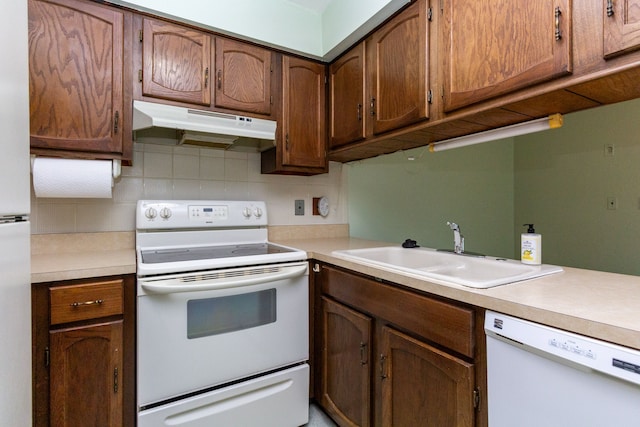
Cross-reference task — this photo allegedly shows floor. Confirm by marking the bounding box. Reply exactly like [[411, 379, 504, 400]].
[[305, 403, 338, 427]]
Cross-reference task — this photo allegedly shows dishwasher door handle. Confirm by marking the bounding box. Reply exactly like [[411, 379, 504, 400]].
[[140, 263, 308, 294]]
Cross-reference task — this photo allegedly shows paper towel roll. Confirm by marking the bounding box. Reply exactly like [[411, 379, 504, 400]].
[[33, 158, 114, 198]]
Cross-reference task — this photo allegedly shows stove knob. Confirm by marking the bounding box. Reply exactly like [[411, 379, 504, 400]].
[[145, 207, 157, 220], [253, 207, 263, 218], [242, 207, 252, 218], [159, 207, 172, 219]]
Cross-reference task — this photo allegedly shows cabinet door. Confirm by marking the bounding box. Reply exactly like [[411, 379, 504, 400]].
[[50, 320, 123, 427], [320, 297, 372, 427], [28, 0, 125, 155], [367, 0, 429, 135], [141, 18, 211, 106], [442, 0, 572, 111], [214, 37, 274, 115], [281, 56, 327, 169], [330, 42, 366, 148], [380, 326, 475, 427], [604, 0, 640, 57]]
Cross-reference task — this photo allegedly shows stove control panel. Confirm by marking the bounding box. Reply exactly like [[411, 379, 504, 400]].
[[136, 200, 268, 229]]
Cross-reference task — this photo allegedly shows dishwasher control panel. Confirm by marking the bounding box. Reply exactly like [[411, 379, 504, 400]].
[[548, 337, 597, 359]]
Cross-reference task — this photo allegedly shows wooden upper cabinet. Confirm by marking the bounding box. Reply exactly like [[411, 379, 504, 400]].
[[214, 37, 274, 116], [329, 42, 366, 148], [281, 55, 327, 170], [604, 0, 640, 57], [367, 0, 429, 135], [141, 18, 211, 106], [28, 0, 126, 157], [442, 0, 572, 112]]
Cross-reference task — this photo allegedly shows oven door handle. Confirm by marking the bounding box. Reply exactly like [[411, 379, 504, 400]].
[[139, 263, 308, 294]]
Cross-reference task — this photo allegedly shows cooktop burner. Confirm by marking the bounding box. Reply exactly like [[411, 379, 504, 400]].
[[141, 243, 297, 264]]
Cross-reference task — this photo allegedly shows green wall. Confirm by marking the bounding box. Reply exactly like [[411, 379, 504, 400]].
[[348, 138, 515, 258], [348, 97, 640, 275], [515, 98, 640, 275]]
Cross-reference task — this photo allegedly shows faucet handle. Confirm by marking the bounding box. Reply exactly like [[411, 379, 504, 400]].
[[447, 221, 459, 231]]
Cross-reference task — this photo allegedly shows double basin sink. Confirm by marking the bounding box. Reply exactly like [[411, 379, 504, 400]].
[[332, 246, 563, 289]]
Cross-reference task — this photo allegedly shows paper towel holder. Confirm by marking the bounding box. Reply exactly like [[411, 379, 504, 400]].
[[30, 155, 122, 180]]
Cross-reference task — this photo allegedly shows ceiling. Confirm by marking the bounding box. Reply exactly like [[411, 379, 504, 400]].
[[285, 0, 332, 14], [107, 0, 407, 60]]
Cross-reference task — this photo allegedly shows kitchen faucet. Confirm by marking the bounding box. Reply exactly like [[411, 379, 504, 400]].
[[447, 222, 464, 254]]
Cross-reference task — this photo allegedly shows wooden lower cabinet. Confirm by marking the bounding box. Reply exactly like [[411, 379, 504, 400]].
[[314, 263, 485, 427], [50, 321, 123, 427], [320, 297, 372, 427], [380, 326, 474, 427], [32, 275, 136, 427]]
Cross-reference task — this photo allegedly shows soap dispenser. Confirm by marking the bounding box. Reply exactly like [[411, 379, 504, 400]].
[[521, 224, 541, 265]]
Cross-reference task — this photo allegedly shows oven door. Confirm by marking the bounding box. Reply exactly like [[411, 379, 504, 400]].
[[137, 261, 309, 408]]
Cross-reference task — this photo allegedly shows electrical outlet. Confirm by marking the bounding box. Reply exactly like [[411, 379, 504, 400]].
[[295, 199, 305, 215], [607, 196, 618, 210], [604, 143, 615, 157]]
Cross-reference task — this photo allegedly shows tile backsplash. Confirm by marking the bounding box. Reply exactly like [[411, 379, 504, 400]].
[[31, 143, 348, 234]]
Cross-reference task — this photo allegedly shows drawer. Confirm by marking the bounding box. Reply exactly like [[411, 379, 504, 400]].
[[50, 279, 124, 325]]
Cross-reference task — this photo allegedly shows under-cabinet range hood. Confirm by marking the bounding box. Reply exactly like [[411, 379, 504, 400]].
[[132, 100, 277, 151]]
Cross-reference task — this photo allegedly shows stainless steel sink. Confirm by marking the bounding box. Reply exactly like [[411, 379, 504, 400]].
[[331, 246, 563, 288]]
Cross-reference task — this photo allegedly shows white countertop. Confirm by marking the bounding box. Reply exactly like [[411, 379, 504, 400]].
[[31, 249, 136, 283], [273, 237, 640, 351], [30, 231, 640, 350]]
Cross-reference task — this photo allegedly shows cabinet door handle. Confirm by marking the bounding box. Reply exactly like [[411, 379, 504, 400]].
[[357, 103, 362, 121], [285, 134, 290, 150], [370, 97, 376, 116], [554, 7, 562, 41], [70, 299, 104, 307], [113, 367, 119, 393], [204, 67, 210, 88], [607, 0, 614, 17], [379, 354, 387, 379], [217, 69, 222, 89], [113, 111, 119, 134], [360, 342, 368, 365]]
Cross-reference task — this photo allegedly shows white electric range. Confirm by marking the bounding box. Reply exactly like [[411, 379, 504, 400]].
[[136, 200, 309, 427]]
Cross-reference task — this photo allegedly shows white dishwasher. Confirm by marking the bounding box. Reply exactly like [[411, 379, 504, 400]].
[[485, 310, 640, 427]]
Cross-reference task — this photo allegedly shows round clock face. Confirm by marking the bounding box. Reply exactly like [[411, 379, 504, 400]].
[[318, 196, 329, 217]]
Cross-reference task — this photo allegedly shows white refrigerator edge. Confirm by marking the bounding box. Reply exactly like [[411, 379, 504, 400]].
[[0, 1, 32, 425]]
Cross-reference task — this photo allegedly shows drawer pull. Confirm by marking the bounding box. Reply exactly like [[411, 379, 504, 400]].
[[70, 299, 104, 308]]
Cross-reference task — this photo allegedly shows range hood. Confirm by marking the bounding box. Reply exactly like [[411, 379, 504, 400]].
[[132, 100, 277, 151]]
